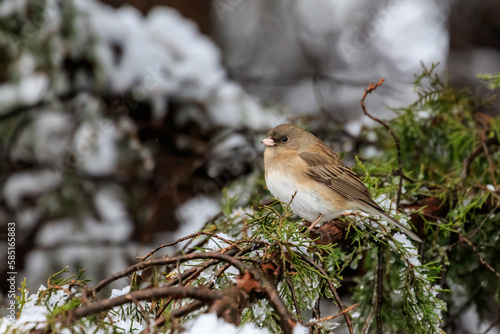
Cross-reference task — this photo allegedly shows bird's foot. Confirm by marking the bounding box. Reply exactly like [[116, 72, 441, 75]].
[[307, 214, 324, 233]]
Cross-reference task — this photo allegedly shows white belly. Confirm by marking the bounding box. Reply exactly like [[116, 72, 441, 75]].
[[265, 170, 344, 222]]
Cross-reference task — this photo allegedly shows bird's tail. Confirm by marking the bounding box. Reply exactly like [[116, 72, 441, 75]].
[[379, 212, 422, 243]]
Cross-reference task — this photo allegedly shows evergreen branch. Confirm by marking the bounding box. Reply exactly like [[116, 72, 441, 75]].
[[297, 253, 354, 334], [284, 276, 301, 318]]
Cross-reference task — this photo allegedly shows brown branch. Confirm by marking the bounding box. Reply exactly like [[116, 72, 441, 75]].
[[92, 251, 245, 294], [181, 213, 224, 252], [482, 310, 500, 334], [247, 267, 297, 334], [376, 245, 384, 334], [467, 206, 499, 239], [443, 285, 482, 329], [140, 231, 235, 261], [362, 279, 377, 334], [306, 303, 360, 326], [480, 133, 497, 186], [72, 286, 223, 319], [360, 78, 405, 207], [461, 234, 500, 280], [460, 136, 499, 179], [153, 245, 265, 330], [168, 300, 204, 319], [285, 276, 301, 318]]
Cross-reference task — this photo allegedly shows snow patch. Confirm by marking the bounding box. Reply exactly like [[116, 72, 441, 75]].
[[185, 313, 270, 334]]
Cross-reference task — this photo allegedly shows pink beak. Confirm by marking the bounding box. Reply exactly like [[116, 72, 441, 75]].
[[261, 137, 275, 147]]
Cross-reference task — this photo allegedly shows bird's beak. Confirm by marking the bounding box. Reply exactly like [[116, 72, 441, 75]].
[[261, 137, 275, 147]]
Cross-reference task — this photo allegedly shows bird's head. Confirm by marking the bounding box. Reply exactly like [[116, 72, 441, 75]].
[[261, 124, 314, 152]]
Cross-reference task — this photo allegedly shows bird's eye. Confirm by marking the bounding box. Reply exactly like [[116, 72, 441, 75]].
[[281, 136, 288, 142]]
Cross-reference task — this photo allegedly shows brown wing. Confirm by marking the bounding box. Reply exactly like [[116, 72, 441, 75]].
[[299, 151, 382, 212], [300, 149, 423, 242]]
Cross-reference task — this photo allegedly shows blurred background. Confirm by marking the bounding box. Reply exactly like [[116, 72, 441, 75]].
[[0, 0, 499, 332]]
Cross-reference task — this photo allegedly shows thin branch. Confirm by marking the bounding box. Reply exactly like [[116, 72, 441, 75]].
[[443, 285, 482, 329], [480, 132, 497, 186], [468, 206, 498, 239], [73, 286, 222, 319], [461, 234, 500, 280], [285, 276, 301, 318], [140, 231, 235, 260], [306, 303, 360, 326], [376, 246, 384, 334], [168, 300, 205, 319], [181, 213, 224, 252], [312, 296, 321, 334], [460, 136, 499, 179], [92, 251, 245, 294], [248, 267, 297, 334], [362, 279, 377, 334], [482, 311, 500, 334], [153, 245, 265, 330], [360, 78, 406, 207]]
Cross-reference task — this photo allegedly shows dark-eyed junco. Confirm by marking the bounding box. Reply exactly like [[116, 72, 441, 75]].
[[261, 124, 422, 243]]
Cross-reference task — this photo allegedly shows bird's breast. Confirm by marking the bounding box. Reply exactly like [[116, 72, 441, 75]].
[[265, 168, 346, 222]]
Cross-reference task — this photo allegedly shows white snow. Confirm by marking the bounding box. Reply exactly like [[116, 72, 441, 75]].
[[73, 120, 120, 175], [174, 195, 222, 239], [293, 323, 309, 334], [374, 0, 449, 74], [185, 313, 270, 334], [77, 1, 275, 129], [36, 187, 133, 246], [0, 0, 27, 16], [3, 170, 61, 207], [0, 74, 49, 112], [392, 232, 421, 266], [110, 286, 131, 299]]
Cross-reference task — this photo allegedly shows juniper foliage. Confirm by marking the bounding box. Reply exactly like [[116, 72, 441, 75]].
[[3, 67, 500, 334]]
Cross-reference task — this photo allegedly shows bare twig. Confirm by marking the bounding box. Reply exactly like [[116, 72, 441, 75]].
[[153, 245, 266, 330], [360, 78, 406, 207], [140, 230, 233, 260], [443, 285, 482, 329], [306, 303, 360, 326], [482, 311, 500, 334], [181, 213, 224, 252], [169, 300, 205, 319], [460, 136, 499, 179], [312, 296, 321, 334], [92, 251, 245, 294], [480, 132, 497, 186], [376, 246, 384, 334], [468, 206, 498, 239], [461, 234, 500, 280], [362, 280, 377, 334]]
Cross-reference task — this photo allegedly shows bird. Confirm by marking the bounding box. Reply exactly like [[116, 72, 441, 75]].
[[261, 124, 422, 243]]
